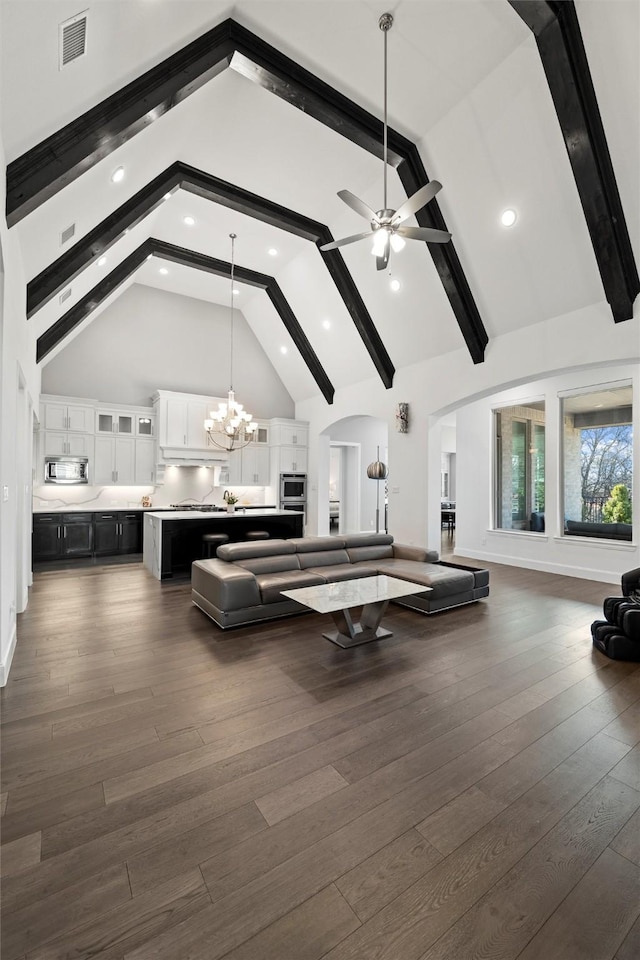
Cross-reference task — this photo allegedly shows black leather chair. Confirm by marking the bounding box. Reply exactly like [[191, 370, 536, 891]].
[[591, 566, 640, 661]]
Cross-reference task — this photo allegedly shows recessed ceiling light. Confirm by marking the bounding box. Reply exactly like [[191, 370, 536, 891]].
[[501, 208, 517, 227], [389, 278, 401, 292], [146, 253, 153, 260], [322, 320, 331, 330], [232, 288, 240, 296], [111, 166, 125, 183], [159, 267, 168, 275], [280, 346, 288, 354], [163, 192, 172, 201], [97, 256, 107, 266], [268, 248, 278, 256], [183, 216, 195, 226]]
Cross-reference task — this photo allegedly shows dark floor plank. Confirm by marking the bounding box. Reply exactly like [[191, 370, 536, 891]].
[[2, 862, 130, 960], [610, 806, 640, 867], [221, 883, 361, 960], [517, 847, 640, 960], [21, 869, 210, 960], [335, 829, 442, 922], [419, 775, 640, 960]]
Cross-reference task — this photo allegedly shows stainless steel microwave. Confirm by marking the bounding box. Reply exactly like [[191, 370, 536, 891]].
[[44, 456, 89, 484]]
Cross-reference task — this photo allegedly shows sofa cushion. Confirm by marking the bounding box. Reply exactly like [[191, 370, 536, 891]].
[[298, 549, 350, 569], [256, 570, 325, 604], [217, 539, 295, 561], [343, 533, 394, 548], [346, 544, 394, 563], [290, 536, 346, 552], [306, 564, 374, 584], [235, 555, 301, 575], [372, 560, 474, 599]]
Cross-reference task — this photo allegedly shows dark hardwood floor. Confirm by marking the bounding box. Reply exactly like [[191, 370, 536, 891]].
[[2, 537, 639, 959]]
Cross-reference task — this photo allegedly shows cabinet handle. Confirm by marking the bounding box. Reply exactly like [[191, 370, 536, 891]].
[[293, 435, 297, 444], [115, 470, 118, 482], [57, 526, 61, 539], [63, 526, 67, 538], [184, 434, 187, 445]]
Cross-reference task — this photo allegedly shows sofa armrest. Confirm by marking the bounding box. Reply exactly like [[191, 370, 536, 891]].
[[393, 544, 439, 563], [191, 559, 261, 611]]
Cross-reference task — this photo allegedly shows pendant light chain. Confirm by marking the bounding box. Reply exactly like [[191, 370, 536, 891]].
[[229, 232, 236, 392], [382, 18, 388, 211]]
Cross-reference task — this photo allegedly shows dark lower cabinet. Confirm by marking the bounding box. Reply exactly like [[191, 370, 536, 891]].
[[34, 511, 141, 562], [33, 513, 93, 560], [94, 512, 142, 556]]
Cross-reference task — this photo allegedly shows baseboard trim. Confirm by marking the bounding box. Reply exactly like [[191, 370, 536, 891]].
[[0, 620, 18, 686], [453, 544, 621, 585]]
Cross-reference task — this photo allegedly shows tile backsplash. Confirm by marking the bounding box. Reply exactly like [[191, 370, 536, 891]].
[[34, 467, 274, 511]]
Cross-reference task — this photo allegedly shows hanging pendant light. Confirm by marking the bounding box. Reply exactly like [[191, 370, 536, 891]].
[[204, 233, 257, 451]]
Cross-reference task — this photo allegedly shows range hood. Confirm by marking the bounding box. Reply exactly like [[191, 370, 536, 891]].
[[160, 447, 229, 467]]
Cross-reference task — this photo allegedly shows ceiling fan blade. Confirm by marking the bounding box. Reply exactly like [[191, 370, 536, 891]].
[[393, 181, 442, 224], [376, 235, 390, 271], [319, 231, 373, 252], [395, 225, 452, 244], [338, 189, 379, 223]]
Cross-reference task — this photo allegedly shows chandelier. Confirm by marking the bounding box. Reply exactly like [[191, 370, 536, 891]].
[[204, 233, 257, 451]]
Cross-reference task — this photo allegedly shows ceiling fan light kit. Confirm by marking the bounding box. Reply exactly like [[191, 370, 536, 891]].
[[321, 12, 451, 271]]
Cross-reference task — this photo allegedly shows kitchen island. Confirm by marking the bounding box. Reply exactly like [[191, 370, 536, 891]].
[[143, 509, 304, 580]]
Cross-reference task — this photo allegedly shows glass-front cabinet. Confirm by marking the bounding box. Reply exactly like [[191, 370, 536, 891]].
[[96, 411, 134, 435]]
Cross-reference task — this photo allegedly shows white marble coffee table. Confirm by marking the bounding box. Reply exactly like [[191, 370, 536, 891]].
[[282, 575, 427, 648]]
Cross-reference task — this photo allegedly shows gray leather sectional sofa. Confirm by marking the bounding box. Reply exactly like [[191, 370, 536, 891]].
[[191, 533, 489, 630]]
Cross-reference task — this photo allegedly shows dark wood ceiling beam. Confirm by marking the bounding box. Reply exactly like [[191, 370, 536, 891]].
[[509, 0, 639, 322], [149, 240, 335, 403], [27, 161, 391, 391], [36, 240, 154, 364], [396, 146, 488, 363], [11, 17, 486, 365], [37, 239, 335, 405]]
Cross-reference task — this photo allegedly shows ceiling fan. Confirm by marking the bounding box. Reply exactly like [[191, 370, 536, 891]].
[[320, 12, 451, 271]]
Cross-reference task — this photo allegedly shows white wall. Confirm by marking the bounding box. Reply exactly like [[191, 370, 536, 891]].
[[41, 283, 295, 418], [298, 297, 640, 579], [0, 19, 41, 683]]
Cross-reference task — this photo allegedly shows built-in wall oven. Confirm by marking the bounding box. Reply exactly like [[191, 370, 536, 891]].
[[280, 473, 307, 501], [280, 473, 307, 523]]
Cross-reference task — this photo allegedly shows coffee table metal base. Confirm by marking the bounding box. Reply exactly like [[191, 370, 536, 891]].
[[323, 600, 392, 648]]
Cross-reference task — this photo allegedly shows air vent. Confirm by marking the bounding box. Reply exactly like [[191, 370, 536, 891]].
[[59, 12, 87, 69], [59, 287, 72, 305], [60, 223, 75, 245]]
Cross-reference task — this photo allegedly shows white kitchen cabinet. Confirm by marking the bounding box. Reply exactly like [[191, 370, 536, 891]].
[[42, 431, 94, 458], [135, 439, 156, 484], [241, 445, 270, 484], [94, 436, 135, 485], [136, 414, 155, 437], [269, 419, 308, 447], [163, 397, 209, 448], [278, 446, 307, 474], [95, 410, 134, 435], [42, 399, 94, 434]]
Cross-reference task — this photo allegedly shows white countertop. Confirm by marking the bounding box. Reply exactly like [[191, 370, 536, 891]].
[[146, 509, 302, 521]]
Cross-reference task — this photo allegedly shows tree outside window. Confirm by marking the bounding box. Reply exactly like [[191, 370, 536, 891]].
[[563, 383, 632, 539]]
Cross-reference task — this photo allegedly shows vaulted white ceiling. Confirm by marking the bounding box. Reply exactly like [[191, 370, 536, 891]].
[[3, 0, 638, 403]]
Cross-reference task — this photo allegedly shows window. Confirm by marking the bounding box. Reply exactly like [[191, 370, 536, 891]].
[[562, 383, 632, 540], [494, 403, 545, 531]]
